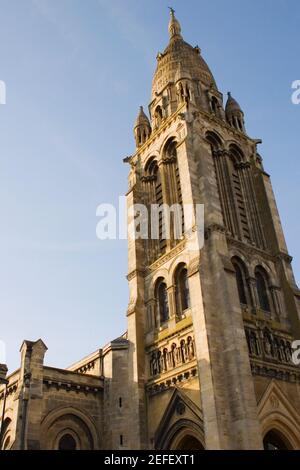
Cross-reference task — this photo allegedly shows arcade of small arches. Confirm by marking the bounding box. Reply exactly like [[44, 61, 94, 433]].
[[149, 335, 195, 378], [146, 262, 191, 332], [231, 256, 284, 321], [230, 255, 293, 367]]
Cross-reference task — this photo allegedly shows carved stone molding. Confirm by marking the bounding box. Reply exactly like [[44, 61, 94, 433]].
[[149, 241, 186, 271], [276, 252, 293, 264], [0, 383, 18, 401], [43, 379, 103, 395], [235, 161, 251, 170], [188, 257, 201, 277], [127, 269, 145, 282], [212, 149, 228, 159], [147, 367, 198, 396], [74, 361, 96, 375], [228, 237, 274, 262], [204, 223, 226, 240], [270, 394, 280, 409], [127, 299, 137, 316], [250, 361, 300, 384]]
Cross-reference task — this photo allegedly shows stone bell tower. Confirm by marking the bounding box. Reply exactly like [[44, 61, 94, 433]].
[[125, 10, 300, 450]]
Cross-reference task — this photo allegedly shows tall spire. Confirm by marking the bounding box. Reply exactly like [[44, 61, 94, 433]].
[[168, 7, 182, 40]]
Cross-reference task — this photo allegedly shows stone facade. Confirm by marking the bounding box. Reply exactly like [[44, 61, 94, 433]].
[[1, 11, 300, 450]]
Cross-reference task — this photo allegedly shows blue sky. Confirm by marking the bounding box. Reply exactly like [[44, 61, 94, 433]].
[[0, 0, 299, 372]]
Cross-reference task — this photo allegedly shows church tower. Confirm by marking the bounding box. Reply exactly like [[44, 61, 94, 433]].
[[125, 10, 300, 450]]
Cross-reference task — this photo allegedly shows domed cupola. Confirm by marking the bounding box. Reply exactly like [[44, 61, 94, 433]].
[[225, 92, 246, 133], [151, 9, 218, 109], [134, 106, 152, 148]]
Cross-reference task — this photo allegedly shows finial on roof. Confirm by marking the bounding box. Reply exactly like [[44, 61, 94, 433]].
[[225, 92, 246, 132], [169, 7, 175, 17], [226, 92, 242, 113], [134, 105, 151, 148], [168, 7, 182, 39]]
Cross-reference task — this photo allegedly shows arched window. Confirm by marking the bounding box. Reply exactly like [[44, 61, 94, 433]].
[[231, 257, 249, 306], [175, 265, 190, 318], [228, 145, 251, 242], [58, 434, 77, 451], [155, 278, 169, 324], [207, 132, 239, 238], [229, 144, 264, 248], [163, 139, 184, 243], [144, 158, 166, 258], [255, 267, 271, 312]]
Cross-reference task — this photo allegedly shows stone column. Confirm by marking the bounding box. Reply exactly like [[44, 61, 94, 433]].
[[270, 286, 283, 320], [168, 286, 176, 329], [248, 277, 260, 312]]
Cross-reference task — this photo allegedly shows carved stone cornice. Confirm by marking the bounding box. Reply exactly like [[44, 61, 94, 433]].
[[145, 320, 193, 350], [204, 223, 227, 239], [228, 237, 274, 262], [149, 241, 186, 271], [250, 360, 300, 384], [127, 269, 145, 282], [146, 366, 198, 396], [43, 379, 103, 394], [244, 317, 291, 336]]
